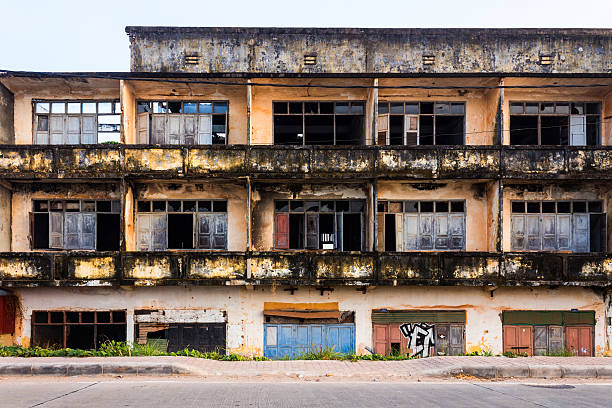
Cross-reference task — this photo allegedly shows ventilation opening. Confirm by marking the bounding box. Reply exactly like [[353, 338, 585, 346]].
[[304, 55, 317, 65], [540, 55, 554, 65], [184, 54, 200, 65], [422, 55, 436, 65]]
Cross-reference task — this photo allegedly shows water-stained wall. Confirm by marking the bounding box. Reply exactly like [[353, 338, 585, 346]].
[[127, 27, 612, 75], [0, 83, 14, 144]]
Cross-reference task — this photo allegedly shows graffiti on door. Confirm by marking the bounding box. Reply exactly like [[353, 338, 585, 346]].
[[399, 323, 435, 357]]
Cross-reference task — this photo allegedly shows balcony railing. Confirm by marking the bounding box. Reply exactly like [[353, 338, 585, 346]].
[[0, 251, 609, 287], [0, 145, 609, 180]]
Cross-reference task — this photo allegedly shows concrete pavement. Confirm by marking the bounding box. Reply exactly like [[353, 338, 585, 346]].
[[2, 356, 612, 380], [3, 380, 612, 408]]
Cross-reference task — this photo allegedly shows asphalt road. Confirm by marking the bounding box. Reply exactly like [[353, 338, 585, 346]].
[[2, 380, 612, 408]]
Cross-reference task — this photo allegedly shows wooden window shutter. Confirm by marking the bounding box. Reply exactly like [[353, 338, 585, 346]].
[[419, 214, 434, 250], [572, 213, 589, 253], [151, 115, 166, 144], [569, 115, 586, 146], [213, 214, 227, 250], [198, 114, 213, 145], [534, 326, 548, 355], [182, 115, 197, 145], [34, 115, 49, 144], [197, 214, 213, 249], [403, 214, 419, 250], [541, 214, 556, 251], [405, 115, 419, 146], [557, 214, 571, 250], [167, 116, 182, 145], [449, 214, 465, 250], [151, 214, 167, 251], [49, 212, 64, 249], [376, 213, 385, 251], [510, 215, 525, 250], [135, 215, 151, 251], [526, 215, 541, 251], [376, 115, 388, 145], [274, 213, 289, 249], [81, 213, 96, 250], [434, 214, 449, 249], [64, 213, 81, 249], [81, 115, 97, 144], [548, 326, 563, 353], [449, 325, 464, 356], [306, 213, 319, 249], [50, 115, 65, 145], [395, 213, 403, 251], [137, 112, 150, 144]]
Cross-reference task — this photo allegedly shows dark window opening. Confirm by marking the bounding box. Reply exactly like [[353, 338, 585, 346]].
[[343, 214, 362, 251], [384, 214, 396, 251], [289, 214, 305, 249], [33, 213, 49, 249], [97, 214, 120, 251], [435, 116, 463, 145], [389, 115, 404, 145], [510, 116, 538, 145], [305, 115, 334, 145], [541, 116, 568, 145], [335, 115, 363, 145], [319, 214, 335, 249], [274, 115, 303, 145], [419, 116, 434, 145], [590, 214, 606, 253], [167, 214, 194, 249]]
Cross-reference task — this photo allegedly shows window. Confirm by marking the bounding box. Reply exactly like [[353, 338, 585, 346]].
[[273, 101, 365, 145], [137, 101, 228, 145], [377, 200, 465, 251], [509, 102, 601, 145], [32, 310, 126, 349], [377, 102, 465, 145], [136, 199, 228, 250], [34, 101, 121, 144], [510, 200, 606, 252], [32, 200, 120, 250], [274, 200, 365, 251]]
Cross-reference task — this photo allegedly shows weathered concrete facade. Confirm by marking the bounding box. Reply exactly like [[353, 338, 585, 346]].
[[0, 27, 611, 357]]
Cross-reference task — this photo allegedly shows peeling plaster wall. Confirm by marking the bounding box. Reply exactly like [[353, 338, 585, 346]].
[[0, 186, 11, 251], [121, 80, 137, 144], [125, 79, 247, 145], [11, 183, 120, 252], [250, 78, 372, 145], [0, 83, 14, 144], [127, 27, 612, 74], [501, 78, 611, 146], [252, 183, 368, 251], [377, 180, 491, 251], [12, 285, 605, 355], [501, 183, 612, 252], [378, 78, 499, 145], [133, 181, 247, 251]]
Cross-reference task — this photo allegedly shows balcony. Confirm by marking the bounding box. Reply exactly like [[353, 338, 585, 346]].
[[0, 251, 609, 287], [0, 145, 609, 180]]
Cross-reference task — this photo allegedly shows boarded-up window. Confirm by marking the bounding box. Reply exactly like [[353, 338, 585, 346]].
[[33, 101, 120, 144], [137, 101, 227, 145], [510, 200, 605, 252], [33, 199, 119, 250]]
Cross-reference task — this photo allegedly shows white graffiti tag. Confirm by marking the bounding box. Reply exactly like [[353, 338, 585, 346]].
[[399, 323, 435, 357]]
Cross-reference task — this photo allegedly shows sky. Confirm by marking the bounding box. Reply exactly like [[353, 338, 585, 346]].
[[0, 0, 610, 72]]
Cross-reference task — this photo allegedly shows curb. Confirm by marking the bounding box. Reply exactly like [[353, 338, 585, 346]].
[[0, 362, 188, 377]]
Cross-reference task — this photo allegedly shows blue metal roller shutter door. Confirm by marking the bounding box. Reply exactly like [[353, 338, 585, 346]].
[[264, 324, 355, 358]]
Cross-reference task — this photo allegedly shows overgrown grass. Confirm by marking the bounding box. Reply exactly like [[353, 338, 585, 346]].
[[0, 341, 268, 360], [502, 351, 529, 358], [543, 349, 575, 357]]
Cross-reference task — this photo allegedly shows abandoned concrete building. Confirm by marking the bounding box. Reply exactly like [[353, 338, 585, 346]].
[[0, 27, 611, 358]]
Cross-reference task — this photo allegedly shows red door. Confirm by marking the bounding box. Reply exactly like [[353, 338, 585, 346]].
[[0, 296, 16, 335], [503, 325, 533, 356], [373, 324, 388, 355], [566, 326, 593, 356]]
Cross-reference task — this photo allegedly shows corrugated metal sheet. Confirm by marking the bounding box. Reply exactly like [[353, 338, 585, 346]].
[[371, 310, 466, 324], [502, 311, 595, 326], [263, 323, 355, 359]]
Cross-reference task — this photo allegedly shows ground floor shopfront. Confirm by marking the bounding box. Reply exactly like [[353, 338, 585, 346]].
[[1, 285, 608, 357]]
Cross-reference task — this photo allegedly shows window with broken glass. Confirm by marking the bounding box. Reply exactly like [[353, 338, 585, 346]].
[[377, 102, 465, 145], [510, 201, 606, 252], [34, 101, 121, 144], [273, 200, 365, 251], [273, 101, 365, 145], [32, 200, 120, 251], [136, 200, 228, 250], [377, 201, 466, 251], [509, 102, 601, 145], [137, 101, 228, 145]]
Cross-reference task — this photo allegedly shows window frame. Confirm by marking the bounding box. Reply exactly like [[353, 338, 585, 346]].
[[33, 99, 121, 145], [137, 100, 229, 145], [377, 101, 466, 146], [272, 101, 366, 146], [509, 101, 601, 146], [135, 199, 228, 250]]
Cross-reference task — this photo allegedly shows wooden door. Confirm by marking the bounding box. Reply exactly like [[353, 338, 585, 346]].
[[566, 326, 593, 356], [503, 325, 533, 355], [373, 324, 388, 355]]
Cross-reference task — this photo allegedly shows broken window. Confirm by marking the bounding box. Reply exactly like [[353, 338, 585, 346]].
[[32, 200, 120, 250], [377, 102, 465, 145], [137, 101, 228, 145], [377, 200, 465, 251], [509, 102, 601, 145], [510, 200, 606, 252], [273, 101, 365, 145], [34, 101, 121, 144], [136, 199, 227, 250], [32, 310, 126, 349], [274, 200, 365, 251]]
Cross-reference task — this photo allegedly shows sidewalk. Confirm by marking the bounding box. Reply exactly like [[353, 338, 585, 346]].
[[2, 356, 612, 380]]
